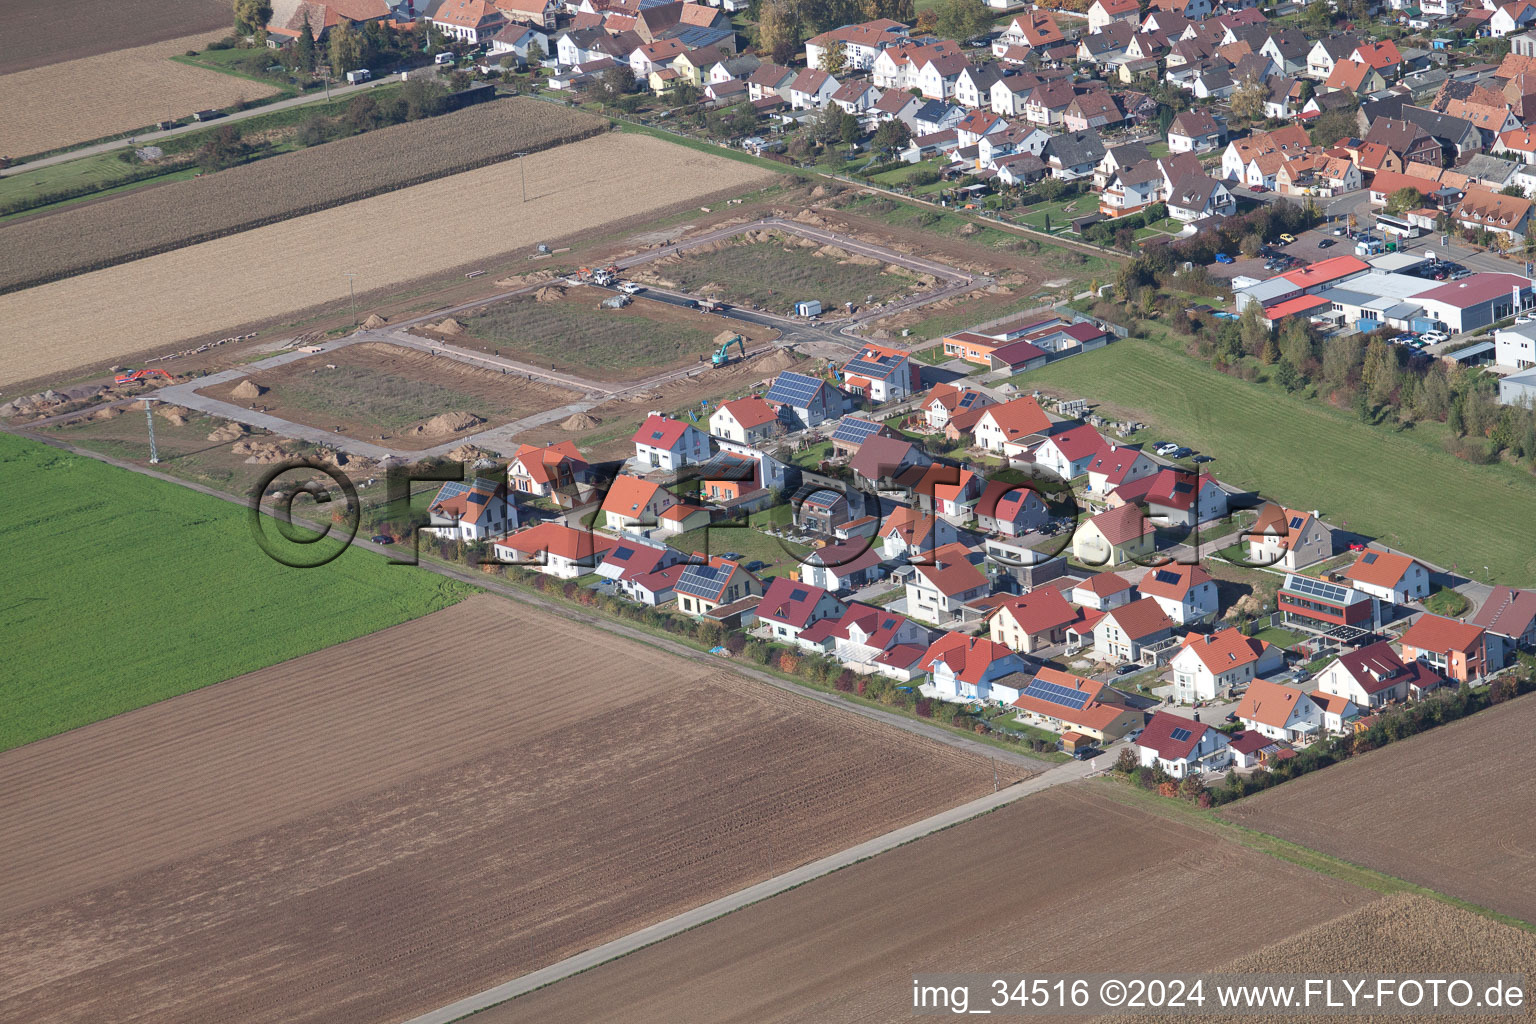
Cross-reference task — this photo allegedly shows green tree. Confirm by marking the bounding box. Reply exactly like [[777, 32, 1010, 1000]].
[[1278, 317, 1316, 370], [296, 21, 317, 71], [1230, 72, 1268, 123], [233, 0, 273, 35], [818, 42, 849, 76], [1385, 186, 1424, 215], [195, 125, 250, 171], [757, 0, 801, 65], [345, 93, 381, 130], [872, 118, 910, 152], [401, 77, 448, 118], [1362, 338, 1400, 406], [1273, 358, 1304, 392], [328, 20, 365, 74], [1448, 397, 1465, 436], [1301, 0, 1332, 31], [932, 0, 993, 42], [839, 109, 862, 146]]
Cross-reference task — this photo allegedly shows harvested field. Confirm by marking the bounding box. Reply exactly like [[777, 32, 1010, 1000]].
[[0, 99, 608, 293], [0, 34, 281, 157], [458, 284, 779, 379], [195, 342, 581, 447], [479, 787, 1376, 1024], [0, 0, 229, 74], [1222, 696, 1536, 926], [636, 229, 917, 312], [1104, 895, 1536, 1024], [0, 593, 1014, 1024], [0, 133, 776, 389]]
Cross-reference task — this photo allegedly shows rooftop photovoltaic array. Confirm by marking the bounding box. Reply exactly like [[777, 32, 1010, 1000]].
[[1170, 727, 1193, 742], [675, 564, 730, 598], [1153, 569, 1181, 585], [766, 372, 823, 407], [831, 417, 883, 444], [1284, 575, 1353, 603], [1022, 678, 1091, 710], [843, 353, 901, 379]]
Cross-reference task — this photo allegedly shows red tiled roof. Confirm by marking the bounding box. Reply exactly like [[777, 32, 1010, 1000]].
[[1102, 597, 1174, 639], [758, 577, 839, 629], [1139, 563, 1212, 600], [1399, 613, 1485, 654], [922, 631, 1017, 683], [1137, 710, 1210, 761], [602, 473, 666, 516], [1086, 502, 1153, 546], [1074, 572, 1132, 596], [1341, 549, 1421, 589], [912, 542, 988, 597], [1235, 679, 1310, 729], [632, 413, 696, 449], [715, 396, 778, 430], [1176, 628, 1268, 673], [990, 587, 1078, 635], [495, 521, 611, 562], [1039, 421, 1107, 461], [978, 396, 1051, 442]]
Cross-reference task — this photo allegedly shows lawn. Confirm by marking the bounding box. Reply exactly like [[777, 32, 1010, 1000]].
[[1250, 626, 1306, 650], [661, 234, 914, 311], [868, 156, 944, 187], [0, 433, 472, 750], [665, 523, 809, 579], [266, 364, 506, 432], [1014, 198, 1083, 234], [466, 293, 722, 374], [1020, 337, 1536, 585], [1424, 586, 1471, 617]]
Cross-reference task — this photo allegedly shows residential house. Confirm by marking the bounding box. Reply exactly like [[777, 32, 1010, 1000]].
[[830, 79, 881, 113], [797, 602, 931, 666], [490, 23, 552, 62], [788, 67, 838, 109], [841, 343, 917, 403], [803, 18, 908, 71], [1470, 585, 1536, 659], [1340, 549, 1431, 605], [508, 440, 591, 507], [748, 62, 796, 101], [597, 536, 683, 588], [673, 557, 763, 615], [1490, 0, 1536, 37], [1234, 679, 1324, 742], [910, 100, 965, 136], [426, 477, 516, 541], [930, 467, 985, 520], [988, 587, 1080, 653], [1074, 502, 1155, 567], [1306, 33, 1363, 80], [1246, 503, 1332, 570], [1063, 91, 1124, 132], [1168, 109, 1226, 153], [1453, 187, 1535, 241], [797, 488, 851, 535], [1072, 572, 1135, 611], [433, 0, 505, 43], [1227, 730, 1283, 768], [1278, 572, 1381, 633], [849, 434, 930, 489], [1364, 116, 1444, 166], [1307, 691, 1360, 735], [1088, 0, 1140, 33], [1136, 711, 1232, 777], [1042, 130, 1107, 180], [993, 12, 1065, 58], [601, 473, 679, 531], [1325, 59, 1386, 96], [764, 370, 846, 429], [923, 383, 994, 430], [499, 0, 562, 28], [922, 631, 1029, 701], [756, 577, 847, 642], [1315, 639, 1444, 706], [798, 540, 887, 592], [911, 47, 970, 101], [709, 396, 781, 444], [879, 504, 960, 559], [1219, 123, 1311, 181], [973, 396, 1051, 451], [1092, 597, 1177, 661], [954, 66, 1003, 111], [1398, 613, 1493, 682], [491, 521, 611, 578], [905, 542, 990, 622], [632, 413, 710, 470], [974, 480, 1049, 536], [1010, 667, 1143, 743], [1352, 39, 1403, 77], [1169, 628, 1285, 702], [1139, 468, 1227, 527], [872, 88, 923, 126], [1085, 444, 1157, 495], [1138, 563, 1219, 626]]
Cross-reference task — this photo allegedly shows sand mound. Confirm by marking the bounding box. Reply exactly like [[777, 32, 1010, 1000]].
[[155, 404, 191, 425], [560, 411, 600, 431], [92, 406, 123, 421], [534, 286, 566, 303], [231, 380, 266, 399], [713, 331, 741, 346], [413, 411, 484, 436], [448, 443, 496, 461], [434, 318, 465, 335], [206, 420, 247, 443], [361, 313, 388, 329], [752, 348, 797, 373], [232, 439, 289, 464]]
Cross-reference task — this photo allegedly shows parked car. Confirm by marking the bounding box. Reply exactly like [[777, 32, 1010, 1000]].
[[370, 535, 394, 545], [1071, 746, 1102, 760], [720, 551, 743, 560], [1349, 542, 1367, 551], [1154, 441, 1179, 455], [1192, 454, 1215, 463], [1169, 446, 1195, 459], [1518, 315, 1534, 325], [1332, 226, 1346, 235], [618, 281, 644, 294], [1278, 233, 1297, 244], [1115, 664, 1138, 675], [1318, 238, 1335, 249], [1250, 184, 1269, 193], [1419, 330, 1449, 344], [1214, 253, 1235, 264], [743, 559, 769, 572]]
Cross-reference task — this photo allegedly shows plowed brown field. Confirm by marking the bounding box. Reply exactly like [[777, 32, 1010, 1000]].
[[1222, 696, 1536, 926], [0, 594, 1010, 1024], [478, 787, 1377, 1024], [0, 133, 776, 389]]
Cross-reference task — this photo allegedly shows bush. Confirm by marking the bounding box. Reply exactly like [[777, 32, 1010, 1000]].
[[915, 698, 932, 718]]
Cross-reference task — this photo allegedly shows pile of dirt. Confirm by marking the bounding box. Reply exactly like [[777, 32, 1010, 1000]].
[[713, 331, 741, 346], [447, 443, 496, 462], [231, 380, 267, 399], [92, 406, 123, 421], [625, 390, 662, 403], [534, 286, 566, 303], [206, 420, 247, 443], [361, 313, 388, 329], [814, 244, 850, 260], [411, 411, 484, 437], [793, 209, 830, 227], [232, 439, 290, 464], [560, 411, 600, 431], [434, 318, 465, 335], [841, 253, 882, 267], [751, 349, 798, 373], [155, 404, 191, 425]]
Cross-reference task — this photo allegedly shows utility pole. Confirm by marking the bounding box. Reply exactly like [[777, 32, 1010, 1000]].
[[143, 398, 160, 464]]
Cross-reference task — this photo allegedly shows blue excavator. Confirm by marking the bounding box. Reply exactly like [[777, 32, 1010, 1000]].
[[711, 335, 746, 368]]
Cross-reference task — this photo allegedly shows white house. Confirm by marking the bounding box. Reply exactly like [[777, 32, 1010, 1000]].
[[922, 632, 1029, 702], [1168, 629, 1285, 703], [709, 396, 781, 444], [1339, 549, 1431, 605], [1314, 640, 1438, 708], [426, 477, 517, 541], [1091, 597, 1176, 662], [1030, 423, 1108, 480], [1234, 679, 1323, 743], [492, 521, 610, 579], [756, 577, 847, 643], [1084, 444, 1157, 496], [1309, 691, 1362, 735], [904, 542, 990, 623], [1136, 563, 1219, 626], [600, 473, 679, 531], [631, 413, 711, 471], [1136, 711, 1232, 778]]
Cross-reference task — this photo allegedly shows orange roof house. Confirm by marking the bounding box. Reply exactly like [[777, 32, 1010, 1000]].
[[972, 396, 1051, 452], [1399, 614, 1491, 683], [1073, 503, 1155, 567]]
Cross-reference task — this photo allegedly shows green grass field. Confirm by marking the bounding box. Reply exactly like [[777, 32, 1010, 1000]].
[[666, 523, 809, 579], [0, 433, 472, 750], [663, 236, 914, 310], [468, 293, 720, 373], [1020, 337, 1536, 585]]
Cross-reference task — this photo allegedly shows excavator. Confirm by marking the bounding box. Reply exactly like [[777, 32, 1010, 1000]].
[[710, 335, 746, 368], [113, 368, 173, 385]]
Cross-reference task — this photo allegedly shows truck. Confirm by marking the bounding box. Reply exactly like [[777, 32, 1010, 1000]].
[[346, 69, 372, 84]]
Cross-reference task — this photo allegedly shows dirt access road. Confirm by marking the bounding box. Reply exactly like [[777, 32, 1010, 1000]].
[[0, 593, 1018, 1024]]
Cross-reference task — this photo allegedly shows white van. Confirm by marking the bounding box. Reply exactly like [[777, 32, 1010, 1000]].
[[435, 51, 456, 65], [345, 68, 371, 83]]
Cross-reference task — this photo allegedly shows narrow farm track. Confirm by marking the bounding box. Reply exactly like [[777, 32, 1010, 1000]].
[[0, 585, 1027, 1024]]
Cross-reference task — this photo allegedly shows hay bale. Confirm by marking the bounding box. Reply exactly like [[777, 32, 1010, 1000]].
[[560, 411, 600, 431], [231, 380, 266, 399], [206, 420, 247, 443], [361, 313, 388, 329]]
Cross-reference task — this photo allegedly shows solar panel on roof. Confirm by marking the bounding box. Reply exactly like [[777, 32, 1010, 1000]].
[[1170, 726, 1193, 742], [1362, 552, 1377, 564], [1022, 679, 1090, 710], [790, 588, 808, 601], [831, 417, 882, 444], [436, 482, 470, 501], [1285, 575, 1352, 603], [613, 545, 635, 559], [766, 372, 823, 407], [958, 392, 980, 408], [1172, 482, 1193, 493], [1288, 515, 1305, 529], [675, 564, 727, 598], [1154, 569, 1181, 585]]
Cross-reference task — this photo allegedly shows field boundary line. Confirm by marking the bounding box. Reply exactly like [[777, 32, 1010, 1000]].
[[398, 760, 1093, 1024]]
